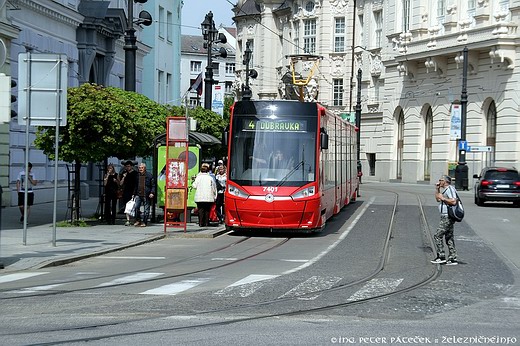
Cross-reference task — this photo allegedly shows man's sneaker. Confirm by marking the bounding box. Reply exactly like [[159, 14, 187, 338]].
[[430, 256, 446, 264], [446, 259, 458, 266], [125, 221, 131, 226]]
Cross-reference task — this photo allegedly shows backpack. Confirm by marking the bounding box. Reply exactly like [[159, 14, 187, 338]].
[[444, 187, 464, 222]]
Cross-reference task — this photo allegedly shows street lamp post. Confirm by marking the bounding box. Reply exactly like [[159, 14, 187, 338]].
[[201, 11, 227, 110], [124, 0, 152, 92], [201, 12, 216, 110], [455, 47, 469, 190], [355, 68, 362, 183]]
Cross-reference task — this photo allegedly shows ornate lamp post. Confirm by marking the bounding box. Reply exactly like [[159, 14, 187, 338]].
[[201, 11, 227, 110], [124, 0, 152, 92], [455, 47, 469, 190], [355, 68, 362, 183]]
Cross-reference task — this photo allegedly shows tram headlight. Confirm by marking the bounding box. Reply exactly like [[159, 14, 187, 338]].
[[228, 185, 249, 199], [291, 186, 316, 200]]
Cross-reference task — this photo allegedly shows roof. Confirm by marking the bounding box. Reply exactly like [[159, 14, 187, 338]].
[[181, 35, 236, 56], [153, 132, 221, 147]]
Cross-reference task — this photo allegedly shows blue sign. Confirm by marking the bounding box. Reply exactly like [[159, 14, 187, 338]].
[[458, 140, 468, 151]]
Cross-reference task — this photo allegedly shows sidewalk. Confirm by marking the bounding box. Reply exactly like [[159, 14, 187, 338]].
[[0, 197, 227, 272]]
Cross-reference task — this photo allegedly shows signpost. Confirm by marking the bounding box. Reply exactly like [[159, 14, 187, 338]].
[[18, 53, 68, 246]]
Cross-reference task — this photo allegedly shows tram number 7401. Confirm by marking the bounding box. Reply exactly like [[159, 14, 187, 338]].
[[263, 186, 279, 193]]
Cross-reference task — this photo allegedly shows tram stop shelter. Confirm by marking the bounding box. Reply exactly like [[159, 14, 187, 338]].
[[151, 131, 221, 224]]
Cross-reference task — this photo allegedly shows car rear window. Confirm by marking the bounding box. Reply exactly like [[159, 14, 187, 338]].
[[484, 170, 519, 180]]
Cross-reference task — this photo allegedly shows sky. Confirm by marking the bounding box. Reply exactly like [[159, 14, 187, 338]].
[[181, 0, 235, 35]]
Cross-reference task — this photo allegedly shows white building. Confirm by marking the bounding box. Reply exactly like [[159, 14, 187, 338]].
[[180, 28, 237, 110], [234, 0, 520, 185]]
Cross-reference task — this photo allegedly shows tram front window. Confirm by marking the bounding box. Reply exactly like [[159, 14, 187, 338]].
[[229, 117, 316, 187]]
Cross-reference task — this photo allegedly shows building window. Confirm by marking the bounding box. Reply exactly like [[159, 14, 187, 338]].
[[190, 61, 202, 73], [403, 0, 411, 32], [293, 23, 300, 54], [437, 0, 446, 17], [166, 73, 172, 104], [486, 101, 497, 165], [305, 1, 315, 12], [245, 40, 254, 68], [358, 14, 364, 47], [303, 19, 316, 54], [372, 76, 380, 101], [213, 62, 220, 77], [397, 109, 404, 180], [158, 6, 165, 38], [225, 63, 235, 75], [373, 10, 383, 48], [167, 11, 173, 42], [334, 18, 345, 52], [158, 70, 164, 103], [424, 107, 433, 180], [225, 81, 233, 94], [333, 79, 343, 106]]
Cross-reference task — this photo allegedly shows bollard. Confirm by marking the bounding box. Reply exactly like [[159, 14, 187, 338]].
[[455, 162, 469, 191]]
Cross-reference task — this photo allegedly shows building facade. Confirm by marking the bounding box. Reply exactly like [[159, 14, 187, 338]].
[[234, 0, 520, 185], [180, 28, 236, 111], [0, 0, 154, 206], [142, 0, 181, 105]]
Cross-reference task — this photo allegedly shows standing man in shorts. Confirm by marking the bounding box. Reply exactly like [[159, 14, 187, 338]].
[[17, 162, 38, 223]]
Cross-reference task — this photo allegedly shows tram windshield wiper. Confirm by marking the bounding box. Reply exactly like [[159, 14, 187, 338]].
[[276, 160, 304, 187]]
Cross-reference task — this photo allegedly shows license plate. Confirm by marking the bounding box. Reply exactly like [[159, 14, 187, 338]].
[[497, 184, 509, 188]]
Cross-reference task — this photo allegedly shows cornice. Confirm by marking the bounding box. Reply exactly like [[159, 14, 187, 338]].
[[16, 0, 84, 28]]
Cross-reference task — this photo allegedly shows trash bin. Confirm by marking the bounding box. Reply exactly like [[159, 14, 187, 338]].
[[455, 163, 469, 191]]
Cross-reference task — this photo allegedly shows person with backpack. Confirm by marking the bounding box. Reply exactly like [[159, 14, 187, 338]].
[[431, 175, 459, 265]]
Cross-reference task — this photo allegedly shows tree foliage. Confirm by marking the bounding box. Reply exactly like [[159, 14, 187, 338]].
[[34, 83, 170, 162]]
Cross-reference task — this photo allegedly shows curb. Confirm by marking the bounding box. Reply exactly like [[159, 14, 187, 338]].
[[35, 233, 167, 269]]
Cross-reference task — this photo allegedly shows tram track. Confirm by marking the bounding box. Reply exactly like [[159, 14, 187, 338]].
[[1, 189, 444, 344]]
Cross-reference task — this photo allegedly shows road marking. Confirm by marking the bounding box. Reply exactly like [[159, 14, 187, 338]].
[[215, 274, 279, 297], [279, 276, 342, 300], [283, 197, 375, 275], [103, 256, 166, 260], [281, 259, 309, 263], [0, 272, 48, 284], [211, 258, 239, 261], [140, 278, 210, 295], [7, 284, 64, 294], [346, 278, 403, 302], [96, 273, 164, 287]]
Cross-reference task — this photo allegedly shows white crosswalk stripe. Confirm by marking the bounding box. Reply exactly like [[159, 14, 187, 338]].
[[140, 278, 211, 295], [7, 283, 65, 294], [279, 275, 342, 300], [96, 273, 164, 287], [215, 274, 279, 297], [0, 272, 49, 284], [346, 278, 403, 302]]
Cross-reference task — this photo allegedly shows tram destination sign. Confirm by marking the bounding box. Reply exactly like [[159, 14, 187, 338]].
[[243, 119, 307, 132]]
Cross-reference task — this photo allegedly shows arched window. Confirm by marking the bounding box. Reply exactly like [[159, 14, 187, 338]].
[[486, 101, 497, 165], [424, 107, 433, 180], [397, 109, 404, 179]]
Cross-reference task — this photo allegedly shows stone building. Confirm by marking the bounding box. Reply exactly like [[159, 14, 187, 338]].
[[233, 0, 520, 185]]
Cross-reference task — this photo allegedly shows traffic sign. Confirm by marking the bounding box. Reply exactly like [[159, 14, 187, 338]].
[[458, 140, 468, 151], [468, 146, 493, 152]]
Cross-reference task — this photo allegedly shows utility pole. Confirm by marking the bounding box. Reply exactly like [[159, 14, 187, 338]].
[[356, 68, 362, 183], [455, 47, 469, 190]]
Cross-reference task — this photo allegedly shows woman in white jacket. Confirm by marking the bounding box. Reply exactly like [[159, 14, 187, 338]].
[[192, 163, 217, 227]]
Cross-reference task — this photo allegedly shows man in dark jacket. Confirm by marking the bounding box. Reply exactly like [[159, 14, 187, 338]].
[[133, 163, 155, 227]]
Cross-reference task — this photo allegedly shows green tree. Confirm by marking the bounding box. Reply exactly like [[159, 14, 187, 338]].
[[34, 83, 170, 222]]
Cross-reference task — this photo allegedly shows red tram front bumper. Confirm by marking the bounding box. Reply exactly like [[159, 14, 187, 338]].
[[225, 196, 322, 230]]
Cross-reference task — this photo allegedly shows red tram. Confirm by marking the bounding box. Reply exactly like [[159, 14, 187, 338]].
[[224, 100, 359, 232]]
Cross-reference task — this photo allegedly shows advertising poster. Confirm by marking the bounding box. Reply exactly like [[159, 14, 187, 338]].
[[450, 104, 461, 140], [157, 146, 199, 208]]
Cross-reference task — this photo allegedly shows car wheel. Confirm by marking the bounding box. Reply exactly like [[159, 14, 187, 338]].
[[476, 196, 485, 206], [513, 201, 520, 207]]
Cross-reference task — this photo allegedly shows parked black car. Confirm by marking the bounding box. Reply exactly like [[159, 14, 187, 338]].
[[473, 167, 520, 206]]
